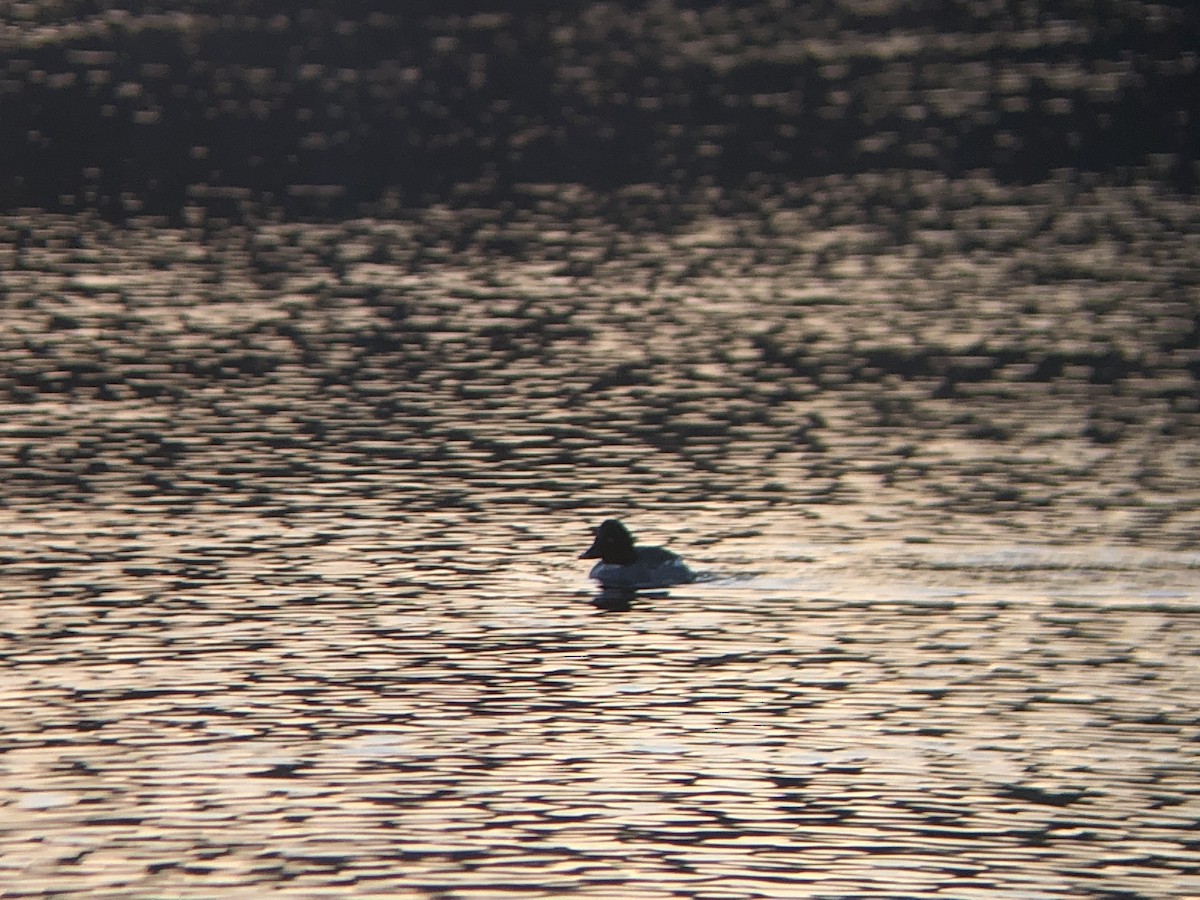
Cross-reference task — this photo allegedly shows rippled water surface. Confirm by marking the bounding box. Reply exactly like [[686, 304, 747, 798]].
[[4, 0, 1199, 893], [2, 175, 1199, 898]]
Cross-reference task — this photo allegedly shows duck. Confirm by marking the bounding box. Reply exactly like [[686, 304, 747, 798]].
[[579, 519, 696, 590]]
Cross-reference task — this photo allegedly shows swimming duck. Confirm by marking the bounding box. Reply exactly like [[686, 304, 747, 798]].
[[579, 519, 696, 590]]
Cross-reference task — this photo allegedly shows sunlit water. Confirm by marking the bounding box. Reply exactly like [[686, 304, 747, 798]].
[[2, 176, 1199, 898]]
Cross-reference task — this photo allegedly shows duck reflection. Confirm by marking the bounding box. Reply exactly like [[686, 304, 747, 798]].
[[591, 588, 636, 612]]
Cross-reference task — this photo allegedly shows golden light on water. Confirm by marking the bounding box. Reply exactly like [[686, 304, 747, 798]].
[[2, 0, 1200, 895]]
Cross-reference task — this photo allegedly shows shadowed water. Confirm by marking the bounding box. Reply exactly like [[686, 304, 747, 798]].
[[2, 176, 1199, 898]]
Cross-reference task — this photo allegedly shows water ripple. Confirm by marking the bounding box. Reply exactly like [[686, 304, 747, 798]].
[[2, 175, 1198, 896]]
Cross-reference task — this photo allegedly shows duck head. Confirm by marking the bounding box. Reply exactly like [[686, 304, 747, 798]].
[[579, 519, 638, 565]]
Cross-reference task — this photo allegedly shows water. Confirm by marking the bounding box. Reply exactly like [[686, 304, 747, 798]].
[[3, 1, 1200, 895], [2, 177, 1199, 898], [6, 535, 1200, 898]]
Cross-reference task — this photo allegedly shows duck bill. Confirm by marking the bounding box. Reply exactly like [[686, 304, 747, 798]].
[[579, 542, 601, 559]]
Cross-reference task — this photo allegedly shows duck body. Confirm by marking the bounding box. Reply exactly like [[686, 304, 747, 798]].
[[580, 519, 695, 590]]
